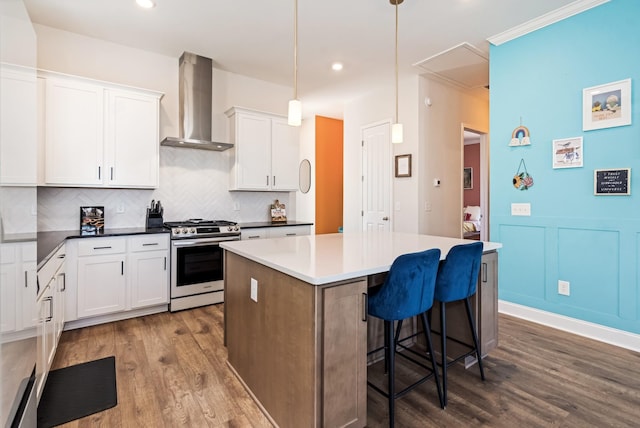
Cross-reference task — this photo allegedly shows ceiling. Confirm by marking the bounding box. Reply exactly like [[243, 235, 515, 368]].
[[23, 0, 586, 117]]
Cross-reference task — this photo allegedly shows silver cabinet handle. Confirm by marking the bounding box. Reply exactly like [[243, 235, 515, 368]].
[[57, 254, 65, 259], [98, 166, 101, 180], [164, 257, 167, 271], [482, 262, 487, 283], [285, 233, 296, 236], [266, 175, 269, 186], [247, 235, 261, 239], [142, 243, 159, 246], [46, 296, 53, 322], [94, 246, 112, 250], [24, 271, 28, 288], [382, 216, 389, 221], [59, 272, 66, 291], [110, 166, 114, 180], [121, 261, 124, 275], [273, 176, 276, 186]]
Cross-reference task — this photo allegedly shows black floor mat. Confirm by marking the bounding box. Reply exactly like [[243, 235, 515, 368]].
[[37, 356, 117, 427]]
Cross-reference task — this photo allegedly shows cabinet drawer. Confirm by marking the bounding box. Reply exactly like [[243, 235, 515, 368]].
[[22, 242, 37, 262], [241, 229, 268, 240], [269, 226, 310, 238], [78, 238, 126, 256], [37, 245, 65, 290], [1, 245, 16, 264], [129, 234, 169, 252]]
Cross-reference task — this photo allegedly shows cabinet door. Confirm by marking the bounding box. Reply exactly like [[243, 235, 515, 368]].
[[105, 89, 159, 188], [0, 259, 17, 333], [77, 254, 126, 318], [234, 112, 271, 190], [36, 281, 55, 400], [0, 66, 37, 185], [44, 78, 104, 185], [54, 267, 66, 340], [322, 280, 367, 427], [129, 250, 168, 309], [271, 118, 299, 191]]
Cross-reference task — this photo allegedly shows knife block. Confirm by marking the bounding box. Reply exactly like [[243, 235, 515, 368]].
[[146, 209, 164, 229]]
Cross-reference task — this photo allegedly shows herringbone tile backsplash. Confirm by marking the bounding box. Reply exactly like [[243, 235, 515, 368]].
[[37, 147, 294, 231]]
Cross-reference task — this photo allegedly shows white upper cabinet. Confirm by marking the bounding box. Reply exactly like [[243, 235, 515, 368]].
[[226, 107, 299, 191], [40, 71, 162, 188], [105, 89, 160, 187], [0, 65, 38, 185]]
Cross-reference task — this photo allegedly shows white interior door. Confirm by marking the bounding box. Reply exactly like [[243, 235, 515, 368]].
[[362, 121, 392, 231]]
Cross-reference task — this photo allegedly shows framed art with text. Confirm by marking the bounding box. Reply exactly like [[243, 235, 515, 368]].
[[583, 78, 632, 131]]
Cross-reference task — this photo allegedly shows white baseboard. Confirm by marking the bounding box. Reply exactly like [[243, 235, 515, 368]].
[[63, 304, 168, 331], [498, 300, 640, 353]]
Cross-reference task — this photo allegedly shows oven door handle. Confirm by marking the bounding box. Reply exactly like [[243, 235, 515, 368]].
[[172, 237, 239, 248]]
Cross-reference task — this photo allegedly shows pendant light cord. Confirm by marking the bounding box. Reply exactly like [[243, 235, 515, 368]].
[[394, 0, 399, 124], [293, 0, 298, 100]]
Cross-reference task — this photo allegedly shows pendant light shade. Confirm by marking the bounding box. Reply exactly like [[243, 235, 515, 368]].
[[391, 123, 403, 144], [288, 0, 301, 126], [391, 0, 403, 143], [288, 99, 301, 126]]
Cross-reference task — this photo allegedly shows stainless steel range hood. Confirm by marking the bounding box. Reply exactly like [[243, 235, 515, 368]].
[[161, 52, 232, 151]]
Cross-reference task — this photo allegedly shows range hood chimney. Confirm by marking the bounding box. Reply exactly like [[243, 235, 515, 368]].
[[161, 52, 232, 151]]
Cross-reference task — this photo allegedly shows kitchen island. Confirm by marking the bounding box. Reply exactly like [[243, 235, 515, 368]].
[[221, 232, 502, 428]]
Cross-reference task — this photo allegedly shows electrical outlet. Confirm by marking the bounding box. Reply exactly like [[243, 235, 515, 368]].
[[250, 278, 258, 302], [558, 280, 570, 296], [511, 202, 531, 216]]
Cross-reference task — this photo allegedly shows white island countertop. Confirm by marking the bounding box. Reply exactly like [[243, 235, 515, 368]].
[[221, 231, 502, 285]]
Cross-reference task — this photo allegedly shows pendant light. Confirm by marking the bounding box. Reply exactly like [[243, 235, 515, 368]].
[[391, 0, 403, 143], [288, 0, 302, 126]]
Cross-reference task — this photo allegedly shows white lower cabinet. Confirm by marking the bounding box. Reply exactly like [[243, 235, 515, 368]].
[[36, 244, 66, 401], [71, 233, 169, 320], [128, 235, 169, 309], [241, 225, 311, 240], [77, 253, 126, 318]]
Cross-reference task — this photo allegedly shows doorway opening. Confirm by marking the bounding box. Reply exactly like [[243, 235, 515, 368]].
[[463, 128, 488, 241]]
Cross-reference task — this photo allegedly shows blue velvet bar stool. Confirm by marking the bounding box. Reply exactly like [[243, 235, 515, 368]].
[[367, 249, 444, 428], [434, 241, 485, 407]]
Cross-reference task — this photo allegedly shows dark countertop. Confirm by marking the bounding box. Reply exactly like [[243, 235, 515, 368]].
[[37, 227, 168, 269], [240, 221, 313, 229]]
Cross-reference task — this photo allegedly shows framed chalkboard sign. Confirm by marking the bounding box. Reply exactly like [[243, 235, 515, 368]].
[[594, 168, 630, 195]]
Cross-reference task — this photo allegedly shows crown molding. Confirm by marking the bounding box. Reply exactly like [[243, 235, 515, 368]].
[[487, 0, 610, 46]]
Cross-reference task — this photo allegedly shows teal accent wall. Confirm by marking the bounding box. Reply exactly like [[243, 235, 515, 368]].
[[490, 0, 640, 334]]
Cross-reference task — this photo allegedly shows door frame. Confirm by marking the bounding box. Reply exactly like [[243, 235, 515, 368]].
[[461, 125, 489, 241]]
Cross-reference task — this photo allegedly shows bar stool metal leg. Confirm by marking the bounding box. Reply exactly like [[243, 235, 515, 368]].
[[440, 300, 448, 407], [464, 297, 485, 380], [421, 312, 444, 409], [385, 320, 396, 428]]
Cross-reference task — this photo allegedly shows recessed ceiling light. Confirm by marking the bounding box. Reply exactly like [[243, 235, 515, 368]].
[[331, 62, 343, 71], [136, 0, 155, 9]]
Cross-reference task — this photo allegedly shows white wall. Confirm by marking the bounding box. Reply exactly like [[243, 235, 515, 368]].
[[342, 74, 420, 233], [34, 25, 300, 230], [418, 77, 489, 237]]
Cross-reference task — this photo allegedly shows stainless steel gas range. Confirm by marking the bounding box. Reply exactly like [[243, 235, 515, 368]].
[[164, 219, 240, 312]]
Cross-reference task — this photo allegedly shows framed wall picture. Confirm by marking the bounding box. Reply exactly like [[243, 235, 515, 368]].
[[80, 206, 104, 235], [594, 168, 630, 195], [395, 154, 411, 177], [463, 167, 473, 189], [552, 137, 583, 169], [583, 78, 632, 131]]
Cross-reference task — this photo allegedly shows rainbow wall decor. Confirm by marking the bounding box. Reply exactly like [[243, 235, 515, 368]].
[[509, 125, 531, 146]]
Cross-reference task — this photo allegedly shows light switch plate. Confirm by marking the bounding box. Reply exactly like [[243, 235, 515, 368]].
[[558, 280, 570, 296], [250, 278, 258, 302], [511, 203, 531, 216]]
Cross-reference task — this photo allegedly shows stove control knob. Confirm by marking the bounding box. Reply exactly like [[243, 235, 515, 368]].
[[227, 226, 232, 232], [234, 226, 239, 231], [174, 229, 181, 234]]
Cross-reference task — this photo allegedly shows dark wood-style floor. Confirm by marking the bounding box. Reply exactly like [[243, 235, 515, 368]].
[[49, 305, 640, 427]]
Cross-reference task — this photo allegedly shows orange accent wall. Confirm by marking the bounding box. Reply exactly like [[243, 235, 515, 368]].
[[315, 116, 343, 234]]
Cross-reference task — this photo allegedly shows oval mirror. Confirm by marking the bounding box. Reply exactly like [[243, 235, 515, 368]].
[[299, 159, 311, 193]]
